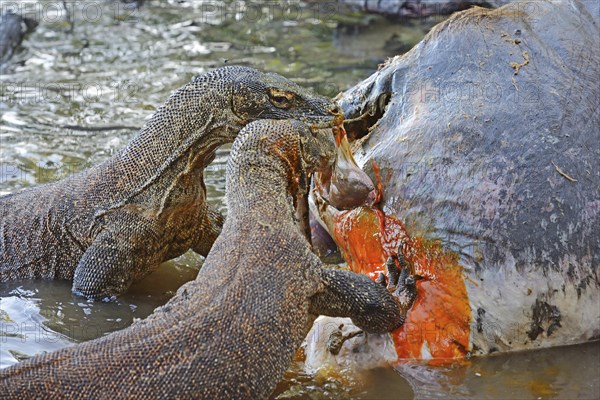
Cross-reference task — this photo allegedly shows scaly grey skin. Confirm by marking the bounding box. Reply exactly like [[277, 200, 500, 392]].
[[0, 66, 335, 300], [0, 119, 413, 399]]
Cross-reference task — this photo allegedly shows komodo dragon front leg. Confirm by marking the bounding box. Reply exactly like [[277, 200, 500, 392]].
[[316, 251, 419, 354], [310, 266, 416, 334], [72, 209, 166, 299]]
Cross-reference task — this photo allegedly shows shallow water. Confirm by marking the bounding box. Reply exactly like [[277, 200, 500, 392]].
[[0, 1, 598, 398]]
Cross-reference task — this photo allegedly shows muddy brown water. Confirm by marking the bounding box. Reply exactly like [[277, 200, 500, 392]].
[[1, 1, 598, 398]]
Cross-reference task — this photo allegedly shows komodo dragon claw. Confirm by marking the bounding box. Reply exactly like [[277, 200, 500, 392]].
[[382, 242, 420, 312]]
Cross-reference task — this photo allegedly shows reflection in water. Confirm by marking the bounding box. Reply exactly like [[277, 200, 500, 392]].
[[396, 342, 600, 399], [0, 1, 598, 399]]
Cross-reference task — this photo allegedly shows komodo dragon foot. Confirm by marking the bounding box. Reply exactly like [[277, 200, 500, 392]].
[[326, 245, 419, 355], [381, 243, 420, 312]]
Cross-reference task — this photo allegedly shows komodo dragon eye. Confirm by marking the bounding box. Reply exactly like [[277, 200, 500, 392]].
[[268, 88, 295, 109]]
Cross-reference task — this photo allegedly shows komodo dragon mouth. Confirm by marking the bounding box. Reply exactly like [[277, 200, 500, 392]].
[[294, 111, 377, 247], [313, 112, 378, 211]]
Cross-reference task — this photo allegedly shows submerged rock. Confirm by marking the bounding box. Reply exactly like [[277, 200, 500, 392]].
[[0, 12, 37, 65]]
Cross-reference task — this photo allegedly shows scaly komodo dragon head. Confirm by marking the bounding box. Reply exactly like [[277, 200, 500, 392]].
[[226, 119, 337, 209], [229, 67, 336, 125], [178, 66, 337, 144]]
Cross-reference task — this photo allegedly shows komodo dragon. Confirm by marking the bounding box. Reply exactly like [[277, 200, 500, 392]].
[[0, 66, 337, 300], [0, 119, 416, 399]]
